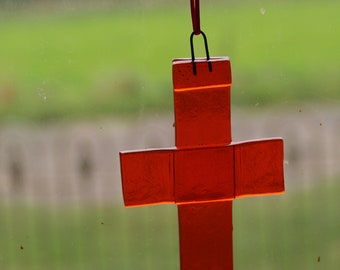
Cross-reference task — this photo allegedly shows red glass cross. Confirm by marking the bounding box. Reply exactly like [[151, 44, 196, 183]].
[[119, 58, 284, 270]]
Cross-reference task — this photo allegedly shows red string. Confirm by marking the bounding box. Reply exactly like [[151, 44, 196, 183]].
[[190, 0, 201, 35]]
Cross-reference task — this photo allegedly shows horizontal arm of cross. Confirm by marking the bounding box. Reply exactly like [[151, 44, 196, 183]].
[[120, 148, 175, 207], [120, 138, 284, 207]]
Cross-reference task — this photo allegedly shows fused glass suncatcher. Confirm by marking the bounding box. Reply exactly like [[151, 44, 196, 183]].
[[120, 57, 284, 270]]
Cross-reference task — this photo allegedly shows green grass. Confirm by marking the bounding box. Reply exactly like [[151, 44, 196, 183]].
[[0, 178, 339, 269], [0, 1, 339, 121]]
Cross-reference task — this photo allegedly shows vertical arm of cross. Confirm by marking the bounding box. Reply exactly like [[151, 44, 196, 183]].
[[178, 201, 233, 270], [173, 58, 232, 148], [120, 149, 175, 207], [172, 58, 235, 270]]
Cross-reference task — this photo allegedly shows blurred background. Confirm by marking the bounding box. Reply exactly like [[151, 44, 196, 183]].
[[0, 0, 339, 269]]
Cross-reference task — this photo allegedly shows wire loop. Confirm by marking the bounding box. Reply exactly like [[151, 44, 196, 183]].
[[190, 31, 212, 75]]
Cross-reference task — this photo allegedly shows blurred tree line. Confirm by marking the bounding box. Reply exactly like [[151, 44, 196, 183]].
[[0, 0, 263, 12]]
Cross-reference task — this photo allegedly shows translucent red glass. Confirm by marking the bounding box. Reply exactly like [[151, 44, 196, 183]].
[[178, 201, 233, 270], [173, 58, 232, 148], [119, 57, 284, 270], [120, 149, 174, 207]]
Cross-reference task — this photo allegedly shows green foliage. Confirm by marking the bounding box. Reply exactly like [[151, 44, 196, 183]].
[[0, 179, 339, 269], [0, 1, 339, 121]]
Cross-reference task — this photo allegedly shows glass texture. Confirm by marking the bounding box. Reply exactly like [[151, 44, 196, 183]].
[[120, 150, 174, 206], [173, 58, 231, 147], [234, 139, 285, 197], [120, 58, 284, 269], [174, 146, 234, 203], [178, 201, 233, 270]]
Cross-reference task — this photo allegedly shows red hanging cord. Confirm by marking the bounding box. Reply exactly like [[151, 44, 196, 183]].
[[190, 0, 201, 35]]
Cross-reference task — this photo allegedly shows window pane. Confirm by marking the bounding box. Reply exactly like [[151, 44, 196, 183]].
[[0, 1, 338, 269]]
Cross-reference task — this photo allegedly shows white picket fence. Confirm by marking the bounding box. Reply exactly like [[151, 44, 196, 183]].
[[0, 106, 339, 203]]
